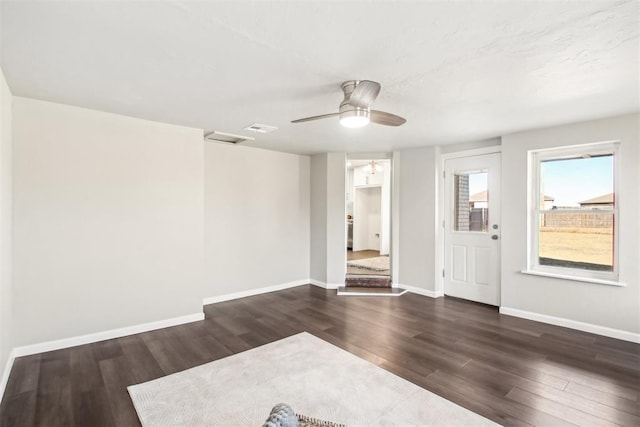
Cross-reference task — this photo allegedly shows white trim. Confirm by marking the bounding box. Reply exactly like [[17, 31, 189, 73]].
[[12, 312, 205, 358], [336, 288, 408, 297], [500, 307, 640, 343], [203, 279, 310, 305], [310, 279, 340, 290], [310, 279, 327, 288], [309, 279, 325, 288], [439, 145, 502, 161], [520, 270, 626, 287], [0, 349, 16, 404], [346, 152, 393, 160], [400, 284, 444, 298]]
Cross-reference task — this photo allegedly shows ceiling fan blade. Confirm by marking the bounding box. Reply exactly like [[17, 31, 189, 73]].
[[349, 80, 381, 108], [291, 112, 340, 123], [370, 110, 406, 126]]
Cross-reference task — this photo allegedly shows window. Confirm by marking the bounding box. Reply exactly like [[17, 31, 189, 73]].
[[528, 142, 619, 282], [454, 171, 488, 232]]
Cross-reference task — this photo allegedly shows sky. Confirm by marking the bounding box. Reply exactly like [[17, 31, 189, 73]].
[[541, 155, 613, 207], [469, 172, 487, 197], [465, 155, 613, 208]]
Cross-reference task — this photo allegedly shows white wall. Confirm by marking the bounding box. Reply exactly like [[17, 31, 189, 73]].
[[310, 154, 327, 283], [501, 114, 640, 334], [346, 168, 354, 217], [351, 161, 391, 255], [0, 67, 13, 385], [12, 98, 205, 346], [353, 186, 381, 251], [380, 162, 391, 255], [440, 138, 501, 154], [366, 188, 382, 250], [203, 143, 310, 296], [397, 147, 439, 292]]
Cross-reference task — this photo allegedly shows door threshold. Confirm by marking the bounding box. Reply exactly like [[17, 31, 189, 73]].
[[337, 286, 407, 296]]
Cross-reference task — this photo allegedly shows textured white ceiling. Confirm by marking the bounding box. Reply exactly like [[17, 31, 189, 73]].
[[1, 1, 638, 155]]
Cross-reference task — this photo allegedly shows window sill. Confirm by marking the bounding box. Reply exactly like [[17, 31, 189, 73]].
[[520, 270, 625, 287]]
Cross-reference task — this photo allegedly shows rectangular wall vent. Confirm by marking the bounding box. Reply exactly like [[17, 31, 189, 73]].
[[244, 123, 278, 134], [204, 131, 255, 144]]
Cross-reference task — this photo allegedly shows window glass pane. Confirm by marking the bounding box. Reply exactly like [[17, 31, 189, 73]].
[[454, 171, 488, 232], [540, 155, 614, 210], [539, 212, 614, 271], [539, 154, 614, 271]]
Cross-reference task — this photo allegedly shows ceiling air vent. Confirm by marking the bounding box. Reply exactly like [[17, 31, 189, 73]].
[[244, 123, 278, 134], [204, 131, 255, 145]]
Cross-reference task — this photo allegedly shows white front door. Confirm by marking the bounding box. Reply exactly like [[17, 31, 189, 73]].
[[444, 153, 501, 306]]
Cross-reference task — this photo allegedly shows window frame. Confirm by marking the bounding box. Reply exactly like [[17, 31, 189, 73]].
[[528, 141, 620, 283]]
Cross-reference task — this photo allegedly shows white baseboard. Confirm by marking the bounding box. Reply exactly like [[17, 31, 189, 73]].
[[500, 307, 640, 344], [0, 349, 16, 405], [336, 288, 408, 297], [400, 284, 444, 298], [203, 279, 311, 305], [12, 312, 205, 358], [309, 279, 340, 290]]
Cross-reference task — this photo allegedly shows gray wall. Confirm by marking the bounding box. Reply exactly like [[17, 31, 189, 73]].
[[501, 114, 640, 333], [309, 153, 346, 286], [310, 154, 327, 283], [12, 97, 206, 346], [4, 90, 636, 367], [203, 143, 310, 296], [0, 68, 13, 384], [326, 153, 346, 285], [397, 147, 438, 291], [439, 138, 500, 154]]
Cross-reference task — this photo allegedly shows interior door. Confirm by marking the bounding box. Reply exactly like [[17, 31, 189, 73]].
[[444, 153, 501, 305]]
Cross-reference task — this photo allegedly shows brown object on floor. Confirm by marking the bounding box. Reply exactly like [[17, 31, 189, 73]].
[[344, 274, 392, 288], [1, 285, 639, 427]]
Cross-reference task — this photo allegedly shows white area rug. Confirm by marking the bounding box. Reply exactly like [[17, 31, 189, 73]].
[[128, 332, 497, 426], [346, 256, 390, 271]]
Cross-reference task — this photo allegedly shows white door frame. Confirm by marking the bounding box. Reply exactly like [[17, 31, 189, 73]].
[[436, 146, 502, 299]]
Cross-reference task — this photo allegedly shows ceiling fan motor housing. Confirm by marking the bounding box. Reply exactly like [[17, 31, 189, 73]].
[[340, 80, 370, 123]]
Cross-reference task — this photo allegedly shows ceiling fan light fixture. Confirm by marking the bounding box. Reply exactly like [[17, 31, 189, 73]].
[[339, 108, 370, 128], [292, 80, 405, 127]]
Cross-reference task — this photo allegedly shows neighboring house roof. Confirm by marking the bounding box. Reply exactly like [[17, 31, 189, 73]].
[[470, 191, 553, 203], [470, 190, 488, 203], [579, 193, 614, 205]]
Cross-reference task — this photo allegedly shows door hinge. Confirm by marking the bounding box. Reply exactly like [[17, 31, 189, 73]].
[[442, 269, 445, 278], [442, 170, 445, 179], [442, 220, 445, 228]]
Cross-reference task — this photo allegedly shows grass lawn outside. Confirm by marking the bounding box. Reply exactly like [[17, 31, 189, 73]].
[[539, 227, 613, 267]]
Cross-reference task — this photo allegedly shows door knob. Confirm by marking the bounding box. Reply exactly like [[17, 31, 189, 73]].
[[491, 235, 499, 240]]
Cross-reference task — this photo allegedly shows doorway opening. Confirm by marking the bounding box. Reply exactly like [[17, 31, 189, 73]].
[[342, 157, 399, 293]]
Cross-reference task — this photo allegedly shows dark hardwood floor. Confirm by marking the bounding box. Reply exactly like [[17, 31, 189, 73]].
[[1, 285, 639, 426]]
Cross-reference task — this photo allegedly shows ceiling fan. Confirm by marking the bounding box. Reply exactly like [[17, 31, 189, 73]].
[[291, 80, 406, 128]]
